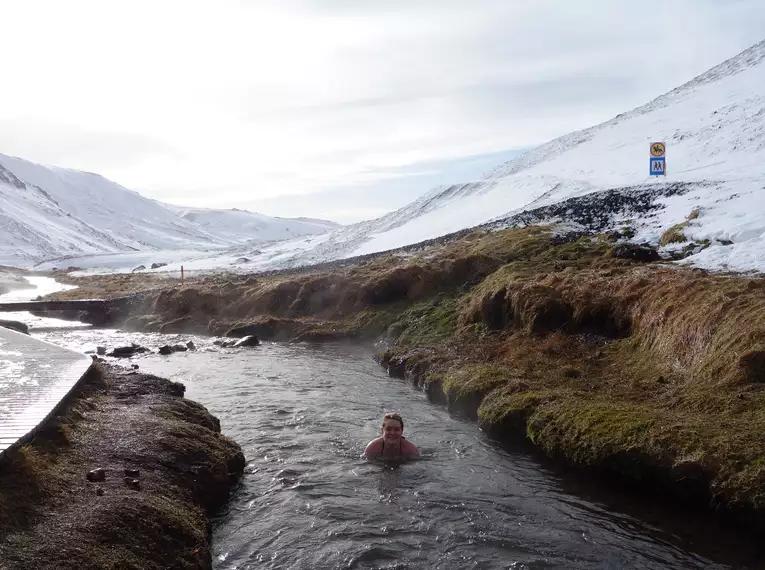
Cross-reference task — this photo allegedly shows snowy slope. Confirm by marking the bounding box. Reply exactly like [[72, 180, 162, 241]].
[[21, 39, 765, 275], [0, 154, 339, 266], [166, 206, 340, 245], [343, 39, 765, 258], [219, 38, 763, 273], [0, 154, 228, 264]]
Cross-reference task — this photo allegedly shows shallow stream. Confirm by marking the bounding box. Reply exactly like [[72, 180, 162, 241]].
[[3, 278, 763, 569]]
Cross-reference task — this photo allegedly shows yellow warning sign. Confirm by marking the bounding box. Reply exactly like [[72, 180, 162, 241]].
[[650, 142, 666, 157]]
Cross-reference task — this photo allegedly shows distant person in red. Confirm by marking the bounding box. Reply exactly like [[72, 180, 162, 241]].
[[364, 412, 420, 460]]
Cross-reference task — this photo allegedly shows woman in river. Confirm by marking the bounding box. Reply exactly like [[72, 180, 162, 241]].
[[364, 412, 420, 460]]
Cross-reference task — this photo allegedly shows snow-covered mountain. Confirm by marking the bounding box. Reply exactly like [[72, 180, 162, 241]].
[[204, 38, 764, 274], [0, 154, 339, 266], [167, 206, 339, 244], [20, 39, 765, 275]]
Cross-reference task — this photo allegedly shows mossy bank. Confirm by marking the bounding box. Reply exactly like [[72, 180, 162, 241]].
[[0, 362, 245, 570], [46, 225, 765, 527]]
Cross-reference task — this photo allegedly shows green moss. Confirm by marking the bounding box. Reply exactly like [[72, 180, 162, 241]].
[[350, 306, 405, 337], [530, 400, 657, 462], [441, 363, 514, 398], [394, 295, 460, 345], [423, 370, 445, 387], [477, 390, 553, 427]]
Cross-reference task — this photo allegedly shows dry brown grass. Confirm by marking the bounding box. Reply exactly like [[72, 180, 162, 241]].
[[382, 244, 765, 516]]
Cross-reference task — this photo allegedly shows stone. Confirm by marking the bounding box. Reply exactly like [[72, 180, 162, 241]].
[[150, 262, 168, 269], [107, 345, 138, 357], [234, 257, 250, 263], [225, 324, 263, 338], [131, 364, 139, 369], [87, 468, 106, 482], [124, 477, 141, 490], [605, 230, 622, 242], [610, 243, 661, 262], [132, 265, 146, 273], [96, 487, 105, 497], [232, 335, 260, 348], [186, 340, 196, 350], [124, 468, 140, 477], [0, 319, 29, 335], [96, 346, 106, 355], [158, 345, 173, 355]]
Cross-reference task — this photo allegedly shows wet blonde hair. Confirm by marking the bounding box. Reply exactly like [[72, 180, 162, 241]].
[[381, 412, 404, 430]]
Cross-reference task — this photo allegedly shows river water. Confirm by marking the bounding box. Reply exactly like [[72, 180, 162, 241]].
[[3, 278, 764, 569]]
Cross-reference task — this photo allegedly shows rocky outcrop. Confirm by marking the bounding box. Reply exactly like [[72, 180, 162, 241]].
[[216, 335, 260, 348], [158, 341, 196, 355], [106, 344, 150, 358], [0, 319, 29, 335]]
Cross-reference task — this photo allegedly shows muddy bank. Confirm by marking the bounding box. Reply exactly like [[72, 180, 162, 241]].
[[0, 362, 244, 570]]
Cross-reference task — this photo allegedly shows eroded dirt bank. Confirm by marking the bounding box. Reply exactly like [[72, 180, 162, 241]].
[[44, 225, 765, 526], [0, 362, 245, 570]]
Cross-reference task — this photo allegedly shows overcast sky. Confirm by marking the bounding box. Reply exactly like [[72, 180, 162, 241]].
[[1, 1, 764, 223]]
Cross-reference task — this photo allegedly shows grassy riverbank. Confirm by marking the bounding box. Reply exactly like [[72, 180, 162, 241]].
[[45, 225, 765, 524], [0, 362, 244, 570]]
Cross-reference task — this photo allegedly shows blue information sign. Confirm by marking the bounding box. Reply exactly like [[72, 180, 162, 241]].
[[650, 157, 666, 176]]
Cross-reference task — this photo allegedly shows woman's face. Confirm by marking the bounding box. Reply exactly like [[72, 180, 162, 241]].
[[382, 418, 403, 442]]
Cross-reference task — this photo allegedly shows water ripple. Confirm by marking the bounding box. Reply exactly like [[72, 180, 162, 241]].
[[28, 329, 764, 570]]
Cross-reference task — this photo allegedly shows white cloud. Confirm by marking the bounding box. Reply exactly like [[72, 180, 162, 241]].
[[0, 0, 763, 212]]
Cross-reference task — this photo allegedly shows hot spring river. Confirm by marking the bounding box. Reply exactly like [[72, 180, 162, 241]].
[[4, 279, 764, 569]]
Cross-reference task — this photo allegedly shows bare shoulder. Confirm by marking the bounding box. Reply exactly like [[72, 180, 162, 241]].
[[364, 437, 383, 457], [403, 439, 421, 457]]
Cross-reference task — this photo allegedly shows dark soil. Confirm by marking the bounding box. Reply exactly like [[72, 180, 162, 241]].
[[0, 362, 244, 570]]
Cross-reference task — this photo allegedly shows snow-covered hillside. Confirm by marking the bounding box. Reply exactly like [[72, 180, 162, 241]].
[[0, 154, 339, 266], [23, 39, 765, 275], [210, 38, 764, 274], [167, 206, 339, 244]]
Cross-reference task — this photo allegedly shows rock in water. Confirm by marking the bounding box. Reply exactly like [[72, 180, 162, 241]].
[[233, 335, 260, 348], [0, 319, 29, 335], [124, 477, 141, 490], [87, 468, 106, 482]]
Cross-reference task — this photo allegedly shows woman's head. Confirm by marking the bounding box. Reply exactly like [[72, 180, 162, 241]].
[[381, 412, 404, 442]]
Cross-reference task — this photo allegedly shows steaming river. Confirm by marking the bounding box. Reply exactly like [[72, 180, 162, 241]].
[[3, 278, 763, 569]]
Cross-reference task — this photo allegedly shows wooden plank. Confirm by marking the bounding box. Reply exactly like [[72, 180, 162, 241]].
[[0, 327, 93, 456]]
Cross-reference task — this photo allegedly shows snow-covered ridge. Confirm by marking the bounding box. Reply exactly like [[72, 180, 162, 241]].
[[0, 153, 339, 266], [250, 38, 764, 272], [165, 205, 340, 245], [10, 39, 765, 274]]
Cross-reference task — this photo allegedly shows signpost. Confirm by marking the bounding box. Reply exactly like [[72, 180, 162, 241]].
[[650, 142, 666, 176]]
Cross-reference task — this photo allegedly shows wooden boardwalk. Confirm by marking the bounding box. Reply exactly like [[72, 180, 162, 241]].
[[0, 326, 93, 457]]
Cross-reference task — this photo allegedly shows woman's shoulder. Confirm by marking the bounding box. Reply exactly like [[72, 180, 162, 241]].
[[402, 438, 420, 457], [364, 437, 384, 455]]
